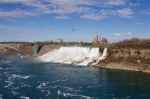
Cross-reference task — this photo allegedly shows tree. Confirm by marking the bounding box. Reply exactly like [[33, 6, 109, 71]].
[[101, 37, 109, 47], [131, 38, 140, 44]]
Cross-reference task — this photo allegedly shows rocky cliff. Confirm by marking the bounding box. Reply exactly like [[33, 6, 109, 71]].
[[95, 48, 150, 73]]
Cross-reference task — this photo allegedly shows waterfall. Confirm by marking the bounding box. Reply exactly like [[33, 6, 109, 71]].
[[38, 47, 107, 66], [92, 48, 108, 65]]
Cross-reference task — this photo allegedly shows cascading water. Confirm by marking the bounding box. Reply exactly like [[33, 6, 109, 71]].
[[92, 48, 108, 65], [38, 47, 107, 66]]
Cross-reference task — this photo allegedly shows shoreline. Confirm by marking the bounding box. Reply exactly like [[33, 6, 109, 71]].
[[93, 62, 150, 73]]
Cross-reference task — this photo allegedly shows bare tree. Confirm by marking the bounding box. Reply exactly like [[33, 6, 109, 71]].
[[101, 37, 109, 47]]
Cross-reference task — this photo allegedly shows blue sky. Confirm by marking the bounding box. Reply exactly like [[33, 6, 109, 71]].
[[0, 0, 150, 42]]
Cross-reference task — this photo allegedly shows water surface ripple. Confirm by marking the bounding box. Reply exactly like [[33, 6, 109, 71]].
[[0, 55, 150, 99]]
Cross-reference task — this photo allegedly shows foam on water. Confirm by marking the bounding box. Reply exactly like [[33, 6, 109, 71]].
[[11, 74, 31, 79], [20, 96, 30, 99], [11, 91, 20, 96], [38, 47, 107, 66], [57, 90, 96, 99]]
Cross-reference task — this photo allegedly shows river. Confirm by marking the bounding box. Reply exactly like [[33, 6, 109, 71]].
[[0, 54, 150, 99]]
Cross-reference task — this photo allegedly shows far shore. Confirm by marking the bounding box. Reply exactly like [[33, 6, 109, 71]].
[[0, 38, 150, 73]]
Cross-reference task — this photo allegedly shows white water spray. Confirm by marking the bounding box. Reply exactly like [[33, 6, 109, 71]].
[[92, 48, 108, 65], [38, 47, 107, 66]]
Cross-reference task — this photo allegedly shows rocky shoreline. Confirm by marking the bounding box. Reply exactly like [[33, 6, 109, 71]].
[[94, 48, 150, 73], [94, 62, 150, 73]]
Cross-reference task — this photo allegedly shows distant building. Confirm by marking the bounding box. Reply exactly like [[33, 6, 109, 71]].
[[93, 35, 99, 44]]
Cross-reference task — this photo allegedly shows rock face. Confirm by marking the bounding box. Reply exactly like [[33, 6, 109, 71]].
[[18, 45, 34, 56], [0, 46, 18, 55], [0, 44, 33, 56], [95, 48, 150, 73], [112, 48, 150, 59]]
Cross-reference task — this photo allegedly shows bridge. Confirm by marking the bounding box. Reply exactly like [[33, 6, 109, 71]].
[[0, 41, 96, 56], [0, 42, 60, 55]]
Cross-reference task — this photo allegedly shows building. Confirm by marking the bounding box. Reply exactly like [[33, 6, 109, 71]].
[[93, 35, 99, 44]]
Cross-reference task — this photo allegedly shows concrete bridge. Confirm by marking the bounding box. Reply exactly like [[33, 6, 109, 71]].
[[0, 42, 61, 55], [0, 41, 95, 55]]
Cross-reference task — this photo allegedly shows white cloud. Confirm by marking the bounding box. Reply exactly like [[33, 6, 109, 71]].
[[104, 0, 126, 6], [0, 9, 36, 17], [114, 32, 133, 36], [48, 0, 126, 7], [114, 33, 122, 36], [0, 0, 135, 20], [0, 0, 36, 4], [116, 8, 134, 18], [80, 14, 106, 21], [0, 0, 126, 6]]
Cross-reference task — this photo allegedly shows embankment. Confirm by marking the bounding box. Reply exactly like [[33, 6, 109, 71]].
[[94, 48, 150, 73], [0, 44, 33, 56]]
